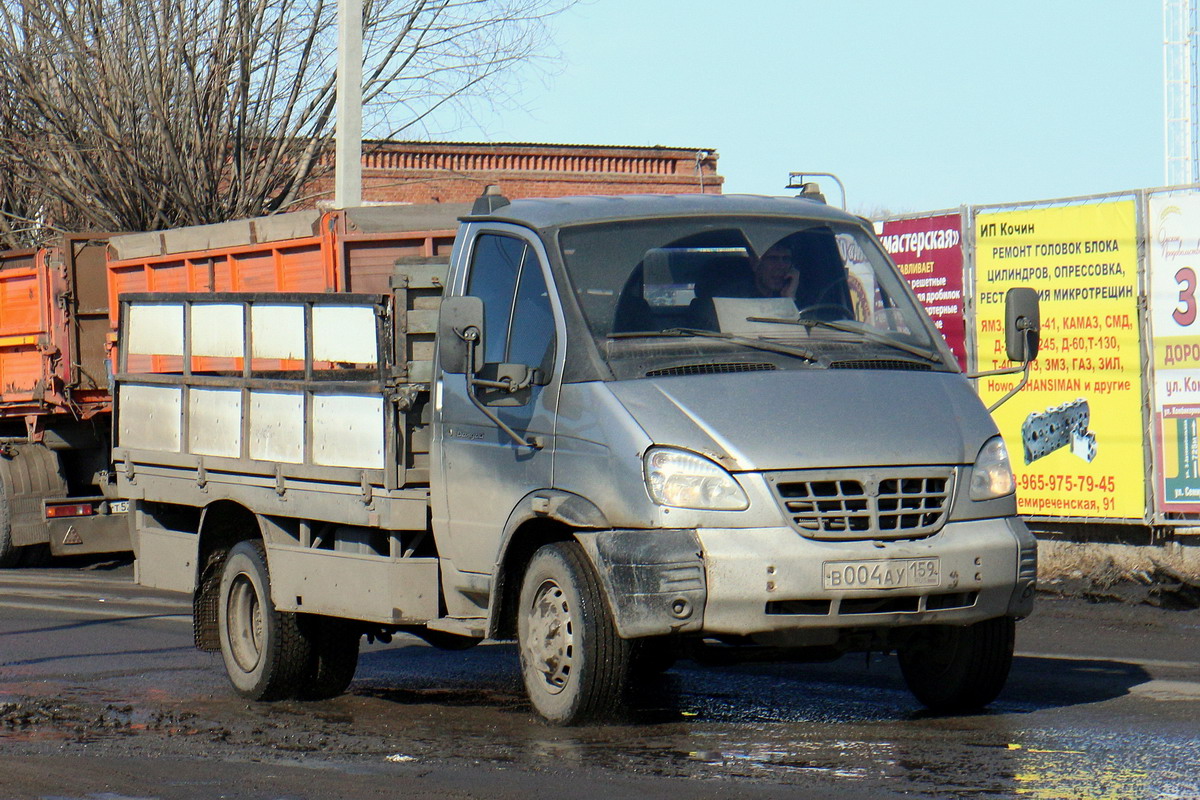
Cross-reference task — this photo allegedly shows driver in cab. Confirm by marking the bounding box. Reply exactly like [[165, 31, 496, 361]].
[[697, 241, 800, 300], [751, 242, 801, 298]]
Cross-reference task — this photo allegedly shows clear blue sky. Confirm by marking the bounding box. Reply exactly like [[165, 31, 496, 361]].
[[452, 0, 1165, 216]]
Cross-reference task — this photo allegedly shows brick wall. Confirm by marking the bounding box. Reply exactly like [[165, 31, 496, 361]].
[[308, 141, 723, 206]]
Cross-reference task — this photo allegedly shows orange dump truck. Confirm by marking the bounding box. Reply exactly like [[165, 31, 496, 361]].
[[0, 234, 123, 566], [0, 204, 461, 566]]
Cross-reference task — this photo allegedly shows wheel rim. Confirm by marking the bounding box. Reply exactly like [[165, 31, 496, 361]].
[[226, 571, 265, 673], [524, 579, 574, 695]]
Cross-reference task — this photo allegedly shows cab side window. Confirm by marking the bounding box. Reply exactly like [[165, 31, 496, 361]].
[[466, 234, 523, 364], [508, 252, 556, 371], [466, 233, 556, 371]]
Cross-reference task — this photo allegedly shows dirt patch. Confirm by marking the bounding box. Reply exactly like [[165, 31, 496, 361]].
[[1037, 540, 1200, 608], [0, 698, 202, 742]]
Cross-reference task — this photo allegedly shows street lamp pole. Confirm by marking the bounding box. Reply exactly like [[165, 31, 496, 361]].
[[335, 0, 363, 208]]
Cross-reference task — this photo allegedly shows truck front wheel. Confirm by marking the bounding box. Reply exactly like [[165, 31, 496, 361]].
[[218, 540, 311, 701], [517, 542, 632, 725], [898, 616, 1015, 713]]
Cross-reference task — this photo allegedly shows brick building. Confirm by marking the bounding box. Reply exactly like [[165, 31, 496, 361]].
[[309, 141, 723, 206]]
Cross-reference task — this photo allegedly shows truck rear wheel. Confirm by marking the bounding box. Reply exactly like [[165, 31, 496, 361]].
[[517, 542, 632, 725], [0, 492, 17, 568], [297, 617, 360, 700], [218, 540, 311, 701], [0, 518, 43, 567], [898, 616, 1015, 713]]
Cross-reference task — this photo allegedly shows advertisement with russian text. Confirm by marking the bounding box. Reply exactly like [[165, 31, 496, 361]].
[[879, 214, 967, 369], [1148, 193, 1200, 513], [974, 200, 1144, 519]]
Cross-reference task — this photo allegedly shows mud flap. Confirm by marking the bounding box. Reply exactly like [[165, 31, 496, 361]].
[[0, 443, 68, 548], [574, 529, 706, 639], [1006, 518, 1038, 619]]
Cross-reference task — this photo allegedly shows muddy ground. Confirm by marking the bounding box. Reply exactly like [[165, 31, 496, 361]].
[[1, 548, 1198, 799]]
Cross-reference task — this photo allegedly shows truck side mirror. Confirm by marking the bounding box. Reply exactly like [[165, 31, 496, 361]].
[[437, 296, 485, 375], [1005, 287, 1040, 363]]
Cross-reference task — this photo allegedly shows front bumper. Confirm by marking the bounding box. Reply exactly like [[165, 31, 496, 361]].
[[577, 516, 1036, 640], [698, 516, 1035, 637]]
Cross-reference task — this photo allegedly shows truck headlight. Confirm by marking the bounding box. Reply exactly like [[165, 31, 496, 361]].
[[969, 436, 1015, 500], [644, 447, 749, 510]]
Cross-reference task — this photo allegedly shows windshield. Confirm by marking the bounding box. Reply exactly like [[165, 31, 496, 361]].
[[558, 216, 948, 377]]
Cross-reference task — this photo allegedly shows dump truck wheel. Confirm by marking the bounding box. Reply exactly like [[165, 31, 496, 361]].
[[0, 539, 17, 569], [297, 617, 360, 700], [218, 540, 311, 701], [517, 542, 632, 725], [898, 616, 1015, 713], [0, 491, 18, 568]]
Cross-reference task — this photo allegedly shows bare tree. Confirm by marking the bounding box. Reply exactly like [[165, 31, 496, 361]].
[[0, 0, 565, 247]]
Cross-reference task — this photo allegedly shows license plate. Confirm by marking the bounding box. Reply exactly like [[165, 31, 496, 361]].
[[822, 558, 940, 590], [109, 500, 130, 514]]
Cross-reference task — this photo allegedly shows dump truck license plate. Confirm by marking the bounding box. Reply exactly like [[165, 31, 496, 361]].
[[822, 558, 940, 590]]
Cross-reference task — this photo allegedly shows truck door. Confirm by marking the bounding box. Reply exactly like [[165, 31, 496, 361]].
[[433, 228, 561, 575]]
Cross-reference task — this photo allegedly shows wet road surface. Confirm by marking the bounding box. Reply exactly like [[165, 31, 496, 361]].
[[1, 559, 1198, 799]]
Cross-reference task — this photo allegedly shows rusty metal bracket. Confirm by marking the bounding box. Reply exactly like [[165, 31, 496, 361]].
[[24, 415, 44, 442]]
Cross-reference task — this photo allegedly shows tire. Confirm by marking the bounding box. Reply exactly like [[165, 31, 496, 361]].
[[297, 617, 361, 700], [217, 540, 312, 701], [0, 492, 18, 569], [0, 540, 20, 569], [898, 616, 1016, 713], [517, 542, 632, 725]]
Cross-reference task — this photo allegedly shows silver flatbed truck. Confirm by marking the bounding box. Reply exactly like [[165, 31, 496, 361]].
[[115, 190, 1039, 724]]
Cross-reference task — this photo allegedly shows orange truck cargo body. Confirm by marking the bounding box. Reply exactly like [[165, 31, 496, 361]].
[[0, 235, 113, 424], [106, 206, 462, 320]]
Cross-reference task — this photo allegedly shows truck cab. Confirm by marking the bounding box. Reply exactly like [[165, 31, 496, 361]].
[[430, 193, 1036, 721]]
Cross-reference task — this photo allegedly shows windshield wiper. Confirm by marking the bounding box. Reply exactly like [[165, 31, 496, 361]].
[[608, 328, 818, 363], [746, 316, 944, 363]]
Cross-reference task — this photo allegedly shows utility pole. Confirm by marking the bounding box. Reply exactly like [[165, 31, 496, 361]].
[[1165, 0, 1199, 186], [335, 0, 363, 208]]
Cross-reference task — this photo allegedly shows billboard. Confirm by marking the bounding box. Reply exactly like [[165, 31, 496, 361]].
[[1147, 193, 1200, 512], [973, 200, 1144, 519], [878, 214, 967, 369]]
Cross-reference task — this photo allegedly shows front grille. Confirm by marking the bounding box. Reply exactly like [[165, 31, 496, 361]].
[[646, 361, 778, 378], [768, 467, 955, 540]]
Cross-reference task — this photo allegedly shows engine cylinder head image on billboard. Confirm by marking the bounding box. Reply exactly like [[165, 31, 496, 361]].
[[1021, 398, 1096, 464]]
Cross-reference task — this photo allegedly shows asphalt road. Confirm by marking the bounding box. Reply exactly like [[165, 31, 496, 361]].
[[1, 558, 1198, 800]]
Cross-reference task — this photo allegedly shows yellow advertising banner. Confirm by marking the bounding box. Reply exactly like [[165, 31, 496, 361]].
[[974, 201, 1144, 519]]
